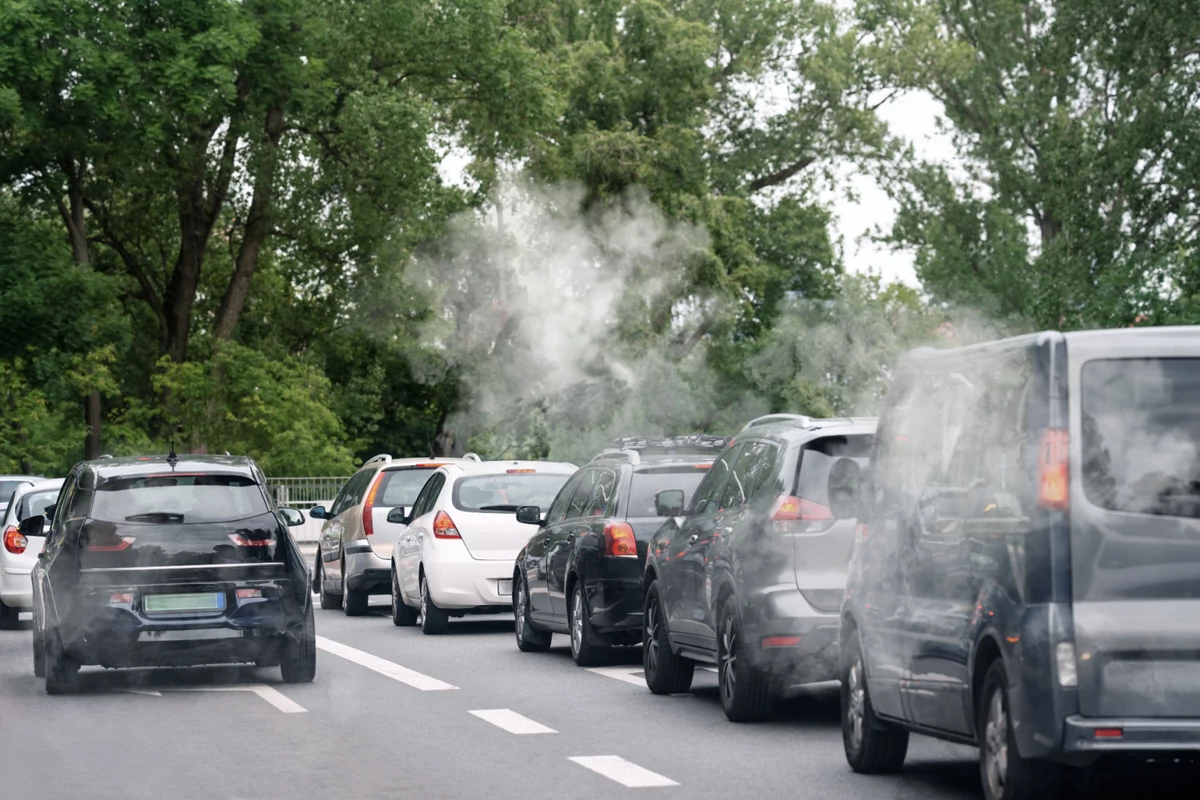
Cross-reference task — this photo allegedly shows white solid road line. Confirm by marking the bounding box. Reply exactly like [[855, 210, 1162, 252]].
[[165, 684, 307, 713], [315, 635, 458, 691], [568, 756, 679, 788], [585, 666, 647, 686], [469, 709, 557, 735]]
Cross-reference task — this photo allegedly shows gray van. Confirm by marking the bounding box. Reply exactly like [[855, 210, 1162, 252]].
[[838, 328, 1200, 800]]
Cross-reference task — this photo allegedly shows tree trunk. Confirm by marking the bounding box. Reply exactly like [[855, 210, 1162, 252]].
[[85, 391, 102, 460], [164, 180, 212, 363]]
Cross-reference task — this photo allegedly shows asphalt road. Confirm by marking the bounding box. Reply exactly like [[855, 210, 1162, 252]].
[[1, 594, 1194, 799]]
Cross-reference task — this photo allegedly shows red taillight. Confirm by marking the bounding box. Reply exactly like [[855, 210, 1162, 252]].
[[433, 510, 461, 539], [1094, 728, 1123, 739], [603, 522, 637, 557], [88, 536, 135, 552], [771, 496, 834, 532], [694, 463, 711, 469], [762, 636, 802, 648], [228, 534, 273, 547], [1038, 429, 1069, 510], [108, 593, 133, 605], [3, 526, 26, 555], [236, 588, 263, 599], [506, 468, 536, 473], [414, 463, 445, 468], [363, 472, 386, 536]]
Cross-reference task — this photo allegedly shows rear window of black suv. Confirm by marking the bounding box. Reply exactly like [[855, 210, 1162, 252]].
[[91, 474, 269, 524]]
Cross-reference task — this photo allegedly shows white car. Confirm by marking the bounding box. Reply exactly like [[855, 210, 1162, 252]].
[[390, 460, 576, 634], [1, 479, 63, 629]]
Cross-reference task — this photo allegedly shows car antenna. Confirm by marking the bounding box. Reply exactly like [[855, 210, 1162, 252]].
[[167, 441, 178, 469]]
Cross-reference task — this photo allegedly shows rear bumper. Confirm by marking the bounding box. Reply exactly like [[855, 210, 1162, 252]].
[[584, 576, 643, 633], [1063, 716, 1200, 753], [744, 586, 841, 684], [343, 550, 391, 594], [0, 568, 33, 609], [424, 553, 513, 610]]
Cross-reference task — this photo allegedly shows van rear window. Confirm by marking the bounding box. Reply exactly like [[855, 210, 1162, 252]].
[[796, 435, 873, 510], [1083, 358, 1200, 518]]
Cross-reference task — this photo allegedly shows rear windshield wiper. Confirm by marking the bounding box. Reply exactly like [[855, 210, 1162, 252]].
[[478, 504, 520, 512], [124, 512, 185, 522]]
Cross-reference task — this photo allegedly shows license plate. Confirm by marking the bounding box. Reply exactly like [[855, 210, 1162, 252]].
[[143, 593, 225, 613], [496, 579, 513, 597]]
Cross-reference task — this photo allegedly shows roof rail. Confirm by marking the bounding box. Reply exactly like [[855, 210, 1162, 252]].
[[97, 454, 114, 459], [362, 454, 393, 469], [462, 452, 482, 462], [740, 414, 812, 432]]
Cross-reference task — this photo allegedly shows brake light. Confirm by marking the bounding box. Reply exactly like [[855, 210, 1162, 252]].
[[771, 496, 834, 533], [236, 588, 263, 599], [1094, 728, 1124, 739], [762, 636, 802, 647], [229, 534, 273, 547], [433, 511, 461, 539], [3, 526, 26, 555], [1038, 429, 1069, 510], [146, 472, 209, 478], [88, 536, 136, 552], [108, 593, 133, 604], [506, 469, 535, 473], [414, 463, 445, 468], [603, 522, 637, 557], [363, 472, 386, 536], [694, 463, 711, 469]]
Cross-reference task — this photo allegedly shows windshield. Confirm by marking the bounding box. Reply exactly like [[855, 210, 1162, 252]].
[[1082, 358, 1200, 519], [626, 468, 708, 517], [92, 474, 270, 524], [453, 473, 571, 512], [378, 468, 435, 507], [16, 488, 60, 523]]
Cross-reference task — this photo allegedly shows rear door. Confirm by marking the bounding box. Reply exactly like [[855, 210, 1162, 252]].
[[526, 472, 583, 620], [321, 470, 369, 581], [1072, 349, 1200, 718], [546, 469, 598, 618]]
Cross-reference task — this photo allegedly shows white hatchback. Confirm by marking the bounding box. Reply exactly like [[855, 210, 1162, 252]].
[[1, 479, 64, 629], [390, 461, 576, 634]]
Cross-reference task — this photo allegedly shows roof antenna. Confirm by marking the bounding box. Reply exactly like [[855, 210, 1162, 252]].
[[167, 440, 178, 469]]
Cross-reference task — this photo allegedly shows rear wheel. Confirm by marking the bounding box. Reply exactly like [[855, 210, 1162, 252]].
[[979, 661, 1063, 800], [419, 574, 448, 635], [514, 573, 550, 652], [717, 596, 773, 722], [569, 582, 611, 667], [341, 552, 369, 616], [0, 598, 19, 630], [32, 618, 45, 678], [44, 629, 81, 695], [317, 559, 341, 610], [842, 631, 909, 773], [642, 581, 694, 694], [281, 604, 316, 683], [391, 568, 418, 627]]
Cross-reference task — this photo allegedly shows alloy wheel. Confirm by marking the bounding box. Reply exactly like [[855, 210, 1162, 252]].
[[720, 614, 738, 704], [419, 577, 428, 626], [571, 589, 584, 656], [391, 572, 400, 618], [515, 581, 526, 644], [644, 597, 659, 675], [846, 657, 866, 750], [983, 687, 1008, 798]]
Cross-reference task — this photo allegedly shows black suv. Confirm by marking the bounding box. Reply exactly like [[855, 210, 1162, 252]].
[[841, 328, 1200, 800], [641, 417, 875, 721], [26, 454, 316, 694], [512, 435, 728, 666]]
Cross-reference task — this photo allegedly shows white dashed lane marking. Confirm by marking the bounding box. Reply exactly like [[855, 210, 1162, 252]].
[[469, 709, 557, 735], [315, 635, 458, 691], [569, 756, 679, 788]]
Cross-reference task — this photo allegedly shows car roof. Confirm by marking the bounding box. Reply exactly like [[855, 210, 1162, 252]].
[[442, 460, 577, 476], [590, 451, 716, 469], [734, 417, 878, 443], [85, 454, 258, 480]]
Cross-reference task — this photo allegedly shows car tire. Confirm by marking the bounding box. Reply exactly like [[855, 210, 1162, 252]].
[[317, 559, 341, 610], [0, 598, 19, 630], [32, 618, 46, 678], [979, 661, 1063, 800], [842, 630, 909, 774], [44, 629, 81, 695], [514, 573, 551, 652], [419, 574, 449, 635], [281, 604, 317, 683], [569, 581, 611, 667], [717, 595, 774, 722], [391, 568, 418, 627], [642, 580, 694, 694], [341, 553, 369, 616]]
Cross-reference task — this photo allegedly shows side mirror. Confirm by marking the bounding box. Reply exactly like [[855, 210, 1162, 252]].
[[386, 506, 409, 525], [308, 505, 329, 520], [515, 505, 542, 525], [278, 507, 305, 527], [18, 516, 46, 537], [654, 489, 686, 517], [827, 457, 864, 520]]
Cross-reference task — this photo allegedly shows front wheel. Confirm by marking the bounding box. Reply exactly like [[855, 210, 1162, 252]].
[[569, 582, 611, 667], [979, 661, 1063, 800], [391, 569, 418, 627], [419, 574, 449, 635], [514, 573, 550, 652], [717, 596, 773, 722], [281, 604, 316, 683], [841, 630, 908, 773], [642, 581, 693, 694], [32, 618, 45, 678], [44, 629, 81, 695]]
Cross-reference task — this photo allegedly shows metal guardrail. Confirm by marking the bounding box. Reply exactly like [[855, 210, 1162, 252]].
[[266, 476, 349, 510]]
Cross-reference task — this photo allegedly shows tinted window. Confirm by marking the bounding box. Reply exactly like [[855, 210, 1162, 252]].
[[566, 470, 599, 519], [1083, 358, 1200, 519], [627, 468, 707, 517], [796, 435, 873, 509], [718, 442, 778, 510], [411, 473, 445, 520], [454, 474, 571, 513], [545, 472, 583, 525], [582, 469, 618, 517], [691, 446, 739, 514], [378, 468, 435, 507], [91, 474, 270, 524], [16, 488, 61, 523]]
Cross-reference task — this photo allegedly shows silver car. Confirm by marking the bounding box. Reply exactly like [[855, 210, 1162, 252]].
[[1, 479, 63, 629]]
